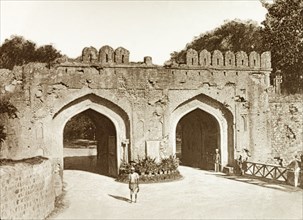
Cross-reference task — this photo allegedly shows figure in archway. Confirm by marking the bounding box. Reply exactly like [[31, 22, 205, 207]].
[[214, 149, 221, 172], [176, 109, 220, 170], [63, 109, 117, 176]]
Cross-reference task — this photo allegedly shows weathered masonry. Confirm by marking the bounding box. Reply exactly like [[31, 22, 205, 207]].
[[1, 46, 272, 176]]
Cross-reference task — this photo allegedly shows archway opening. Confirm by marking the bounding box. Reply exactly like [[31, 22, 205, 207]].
[[176, 108, 220, 170], [63, 109, 117, 177]]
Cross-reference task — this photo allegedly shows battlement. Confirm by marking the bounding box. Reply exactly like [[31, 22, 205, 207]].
[[185, 49, 271, 69], [82, 45, 134, 65], [80, 46, 271, 70]]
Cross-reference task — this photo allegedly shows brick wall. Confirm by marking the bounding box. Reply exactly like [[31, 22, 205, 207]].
[[0, 158, 56, 219]]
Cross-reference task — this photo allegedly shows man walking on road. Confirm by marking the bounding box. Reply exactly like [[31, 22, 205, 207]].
[[128, 167, 139, 203]]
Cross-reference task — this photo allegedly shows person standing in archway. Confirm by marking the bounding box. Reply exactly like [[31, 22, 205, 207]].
[[214, 149, 220, 172], [287, 155, 301, 187], [128, 167, 139, 203]]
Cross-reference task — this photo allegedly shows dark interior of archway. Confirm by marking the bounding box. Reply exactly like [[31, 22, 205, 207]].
[[176, 109, 220, 170], [63, 109, 117, 177]]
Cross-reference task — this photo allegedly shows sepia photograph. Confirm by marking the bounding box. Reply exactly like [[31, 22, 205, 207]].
[[0, 0, 302, 219]]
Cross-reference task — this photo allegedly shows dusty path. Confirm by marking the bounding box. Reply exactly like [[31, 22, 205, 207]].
[[50, 166, 303, 219]]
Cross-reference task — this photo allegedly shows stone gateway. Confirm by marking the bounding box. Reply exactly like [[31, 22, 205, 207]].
[[1, 46, 273, 176]]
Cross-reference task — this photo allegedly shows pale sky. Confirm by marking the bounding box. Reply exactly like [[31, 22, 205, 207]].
[[0, 0, 268, 64]]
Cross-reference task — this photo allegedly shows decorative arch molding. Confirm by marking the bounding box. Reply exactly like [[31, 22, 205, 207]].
[[51, 89, 131, 120], [169, 94, 234, 167], [47, 93, 130, 173], [53, 93, 129, 122]]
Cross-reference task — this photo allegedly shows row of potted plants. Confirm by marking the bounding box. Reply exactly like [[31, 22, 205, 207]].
[[119, 155, 180, 176], [117, 155, 182, 183]]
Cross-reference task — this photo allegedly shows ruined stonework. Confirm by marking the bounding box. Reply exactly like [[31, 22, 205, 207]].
[[268, 94, 303, 165], [0, 46, 274, 175], [0, 159, 55, 219]]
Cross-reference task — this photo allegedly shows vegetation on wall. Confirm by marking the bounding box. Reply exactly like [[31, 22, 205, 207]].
[[0, 35, 62, 70], [63, 114, 96, 142], [0, 96, 18, 143]]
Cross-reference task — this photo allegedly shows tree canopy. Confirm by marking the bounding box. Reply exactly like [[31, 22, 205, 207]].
[[0, 35, 62, 70], [169, 1, 303, 94], [262, 0, 303, 94], [169, 19, 267, 64], [64, 114, 96, 142]]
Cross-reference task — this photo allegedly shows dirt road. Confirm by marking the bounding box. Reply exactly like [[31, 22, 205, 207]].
[[49, 166, 303, 219]]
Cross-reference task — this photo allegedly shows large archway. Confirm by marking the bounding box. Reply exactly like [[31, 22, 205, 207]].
[[169, 95, 234, 169], [49, 94, 130, 177], [63, 109, 117, 176], [176, 109, 220, 169]]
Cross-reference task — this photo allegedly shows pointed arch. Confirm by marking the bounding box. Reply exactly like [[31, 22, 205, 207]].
[[169, 95, 234, 167], [46, 94, 130, 176]]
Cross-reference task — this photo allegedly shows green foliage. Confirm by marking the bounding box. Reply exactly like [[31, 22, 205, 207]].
[[119, 155, 180, 177], [63, 113, 96, 141], [0, 35, 62, 70], [0, 99, 18, 118], [116, 170, 182, 183], [137, 157, 158, 174], [119, 160, 133, 175], [162, 155, 180, 171], [169, 19, 267, 64], [35, 45, 62, 63], [262, 0, 303, 94], [117, 156, 182, 183]]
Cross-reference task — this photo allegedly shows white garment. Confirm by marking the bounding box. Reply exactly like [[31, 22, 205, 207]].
[[294, 167, 300, 187]]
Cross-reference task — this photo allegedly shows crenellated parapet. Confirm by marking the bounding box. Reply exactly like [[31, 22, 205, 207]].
[[80, 46, 270, 70], [235, 51, 248, 67], [99, 45, 114, 65], [212, 50, 224, 67], [82, 47, 98, 63], [184, 49, 271, 70], [186, 48, 199, 66], [199, 49, 211, 67], [225, 51, 235, 67], [114, 47, 130, 64], [81, 45, 132, 65], [260, 51, 271, 69]]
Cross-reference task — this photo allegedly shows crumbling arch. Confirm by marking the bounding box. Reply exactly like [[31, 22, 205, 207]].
[[169, 95, 234, 168]]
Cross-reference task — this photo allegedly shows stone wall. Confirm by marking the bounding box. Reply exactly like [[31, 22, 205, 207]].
[[0, 158, 56, 219], [268, 94, 303, 165]]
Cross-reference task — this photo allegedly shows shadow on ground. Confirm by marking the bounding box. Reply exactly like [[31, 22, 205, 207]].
[[108, 194, 131, 203], [64, 156, 99, 174]]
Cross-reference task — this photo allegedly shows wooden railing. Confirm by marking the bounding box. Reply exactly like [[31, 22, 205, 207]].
[[244, 161, 289, 182]]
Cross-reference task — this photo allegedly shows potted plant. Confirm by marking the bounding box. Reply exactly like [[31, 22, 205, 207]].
[[145, 157, 157, 176], [161, 158, 169, 174]]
